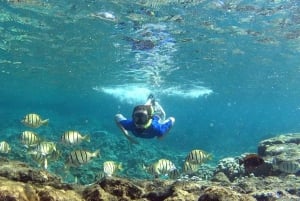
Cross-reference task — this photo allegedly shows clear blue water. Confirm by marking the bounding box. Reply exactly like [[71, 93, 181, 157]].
[[1, 0, 300, 183]]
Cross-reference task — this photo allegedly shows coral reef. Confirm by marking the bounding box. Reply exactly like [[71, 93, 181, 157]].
[[214, 157, 245, 181], [0, 133, 300, 200]]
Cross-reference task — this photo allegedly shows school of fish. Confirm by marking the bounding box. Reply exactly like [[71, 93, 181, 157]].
[[0, 112, 297, 182]]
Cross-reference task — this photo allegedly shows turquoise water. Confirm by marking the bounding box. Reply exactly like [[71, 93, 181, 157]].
[[1, 0, 300, 183]]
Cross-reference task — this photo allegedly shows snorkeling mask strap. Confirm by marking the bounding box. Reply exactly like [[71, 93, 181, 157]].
[[143, 118, 152, 129]]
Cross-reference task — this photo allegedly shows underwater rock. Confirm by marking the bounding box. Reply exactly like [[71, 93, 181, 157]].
[[83, 184, 115, 201], [0, 158, 64, 187], [0, 159, 82, 201], [214, 157, 245, 181], [258, 133, 300, 156], [211, 172, 231, 183], [257, 133, 300, 175], [98, 177, 143, 199], [0, 176, 83, 201], [234, 175, 300, 200], [198, 186, 256, 201]]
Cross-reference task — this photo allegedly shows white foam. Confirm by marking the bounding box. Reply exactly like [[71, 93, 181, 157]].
[[93, 85, 151, 104], [162, 87, 213, 98], [93, 84, 213, 104]]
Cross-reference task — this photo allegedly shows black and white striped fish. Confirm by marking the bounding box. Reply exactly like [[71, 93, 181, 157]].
[[145, 159, 176, 176], [0, 141, 10, 153], [67, 150, 100, 166], [274, 159, 300, 174], [103, 161, 122, 177], [20, 131, 40, 148], [61, 130, 90, 145], [182, 161, 199, 174], [21, 113, 49, 128], [30, 150, 60, 169], [168, 168, 181, 180], [29, 141, 56, 156], [185, 149, 212, 165]]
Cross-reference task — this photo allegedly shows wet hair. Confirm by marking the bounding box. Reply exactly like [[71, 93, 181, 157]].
[[132, 105, 153, 126]]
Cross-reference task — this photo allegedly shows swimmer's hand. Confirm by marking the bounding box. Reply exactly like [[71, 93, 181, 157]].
[[116, 121, 139, 145]]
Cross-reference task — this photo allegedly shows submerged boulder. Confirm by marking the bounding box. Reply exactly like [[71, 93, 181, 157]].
[[258, 133, 300, 175]]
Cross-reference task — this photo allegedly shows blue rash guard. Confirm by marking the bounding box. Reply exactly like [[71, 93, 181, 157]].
[[119, 115, 173, 138]]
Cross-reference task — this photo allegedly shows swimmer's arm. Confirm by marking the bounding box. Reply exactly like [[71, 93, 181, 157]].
[[157, 117, 175, 140], [115, 117, 139, 144]]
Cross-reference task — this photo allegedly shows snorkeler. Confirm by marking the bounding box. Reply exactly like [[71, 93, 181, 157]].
[[115, 94, 175, 144]]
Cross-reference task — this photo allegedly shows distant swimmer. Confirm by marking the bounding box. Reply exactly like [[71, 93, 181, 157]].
[[90, 11, 116, 22], [21, 113, 49, 128], [115, 94, 175, 144]]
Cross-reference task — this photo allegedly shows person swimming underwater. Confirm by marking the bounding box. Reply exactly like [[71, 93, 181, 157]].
[[115, 94, 175, 144]]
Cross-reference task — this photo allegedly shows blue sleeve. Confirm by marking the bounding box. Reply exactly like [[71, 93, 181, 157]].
[[119, 119, 135, 131], [152, 116, 173, 137]]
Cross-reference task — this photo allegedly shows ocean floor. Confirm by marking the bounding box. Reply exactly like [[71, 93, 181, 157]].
[[0, 133, 299, 200]]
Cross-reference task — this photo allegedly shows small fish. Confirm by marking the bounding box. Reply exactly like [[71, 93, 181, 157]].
[[21, 113, 49, 128], [31, 152, 45, 164], [30, 150, 60, 169], [182, 161, 199, 174], [103, 161, 122, 177], [185, 149, 212, 165], [168, 168, 180, 180], [61, 130, 90, 145], [0, 141, 11, 153], [30, 152, 47, 169], [95, 171, 106, 181], [143, 163, 157, 176], [145, 159, 176, 176], [20, 131, 40, 148], [29, 141, 56, 156], [67, 150, 100, 166], [274, 160, 300, 174]]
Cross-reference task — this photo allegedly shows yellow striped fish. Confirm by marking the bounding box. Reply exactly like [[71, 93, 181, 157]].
[[30, 150, 60, 169], [103, 161, 122, 177], [168, 168, 180, 180], [95, 172, 106, 181], [0, 141, 11, 153], [274, 160, 300, 174], [29, 141, 56, 156], [67, 150, 100, 166], [146, 159, 176, 176], [61, 130, 90, 145], [30, 152, 47, 169], [185, 149, 212, 165], [182, 161, 199, 174], [31, 152, 45, 164], [21, 113, 49, 128], [20, 131, 40, 148]]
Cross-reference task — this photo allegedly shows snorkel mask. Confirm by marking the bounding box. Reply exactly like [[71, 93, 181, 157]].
[[132, 105, 153, 129]]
